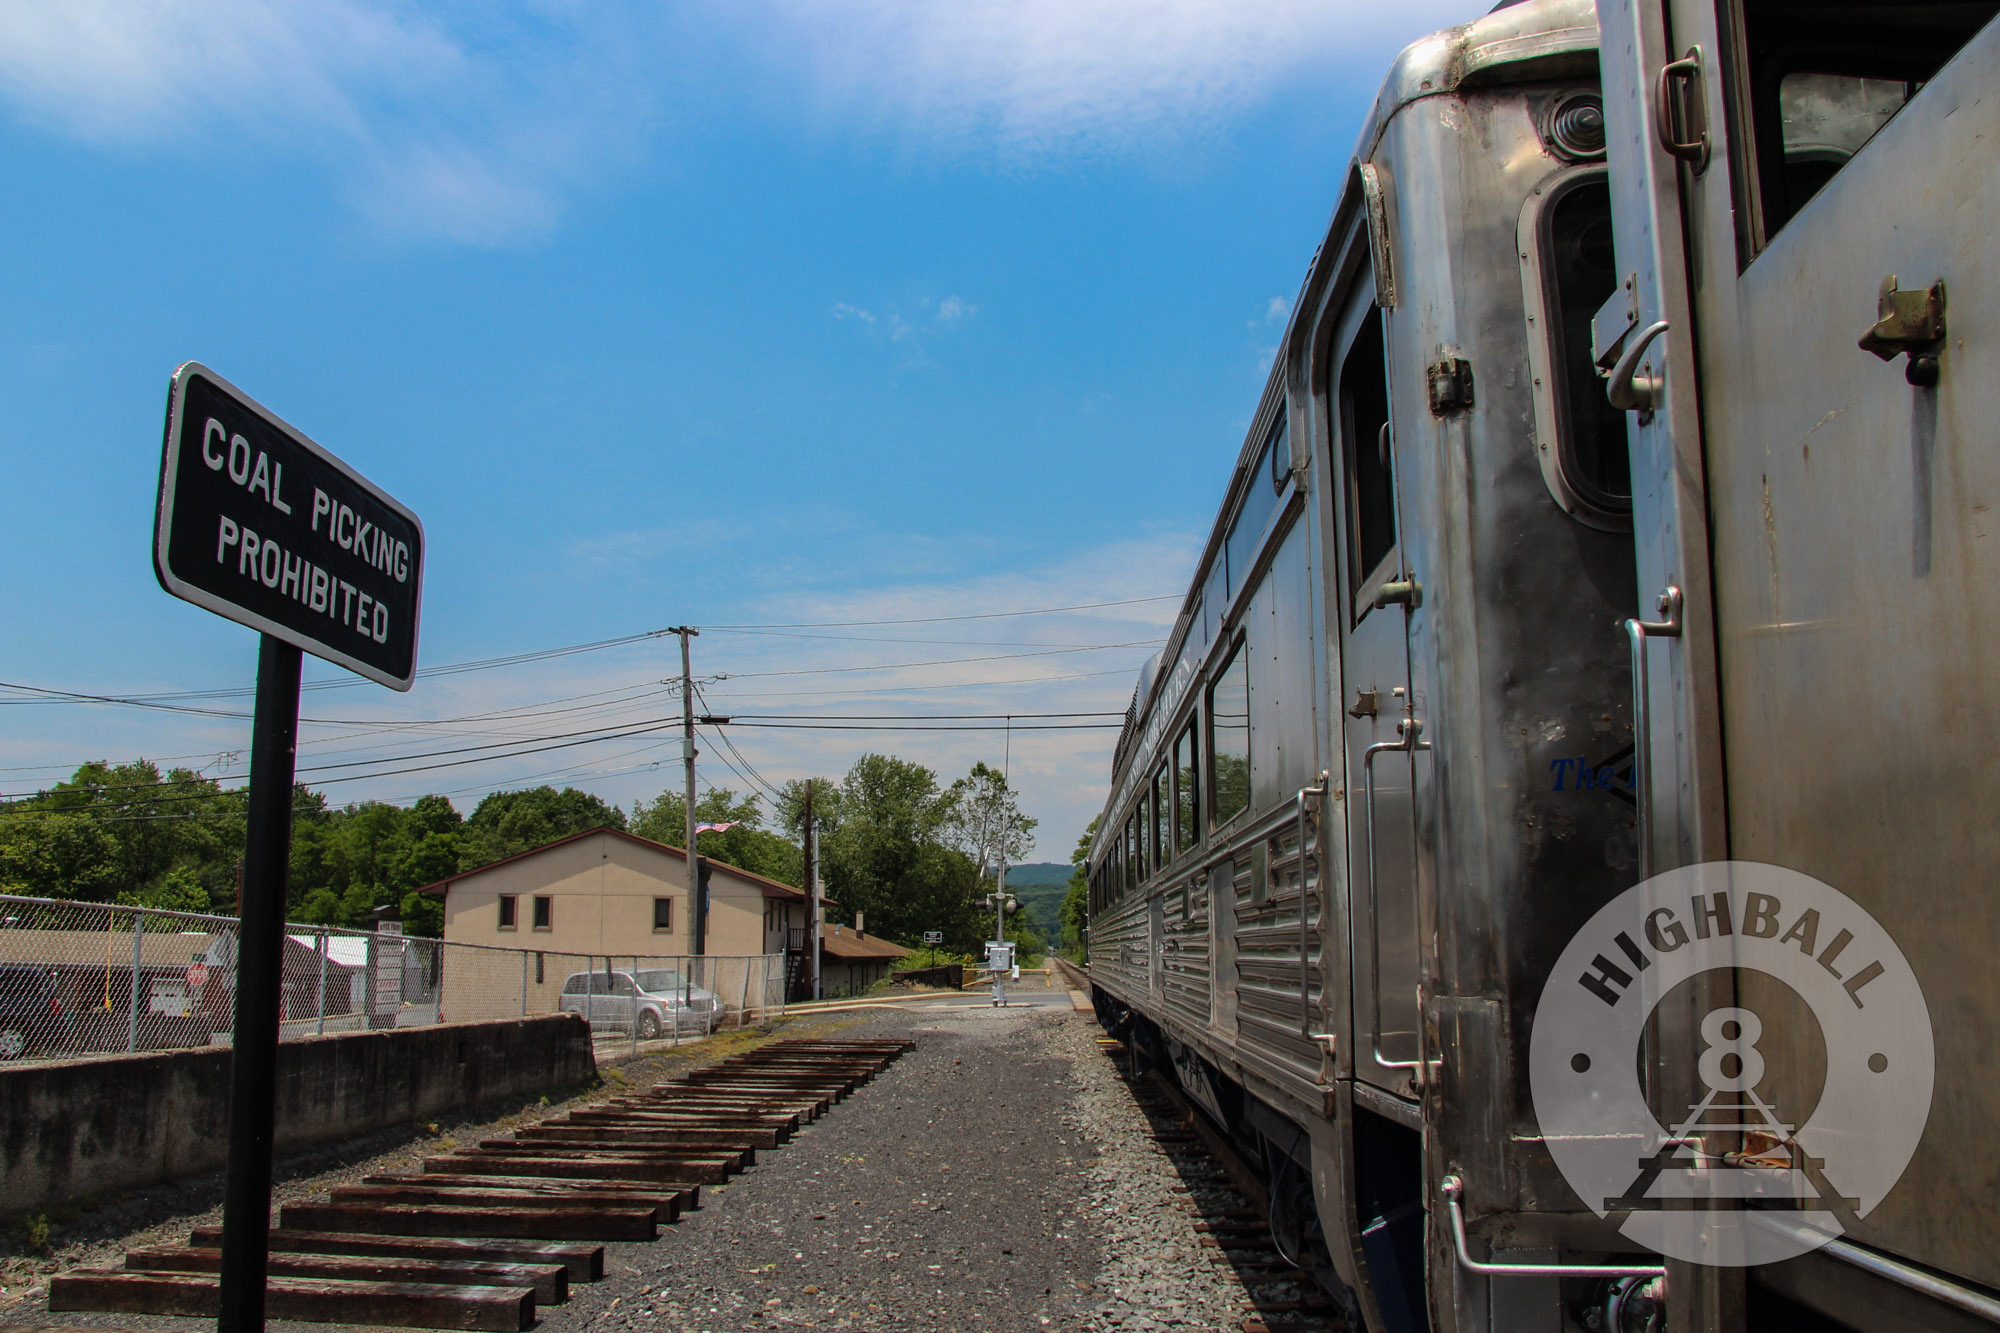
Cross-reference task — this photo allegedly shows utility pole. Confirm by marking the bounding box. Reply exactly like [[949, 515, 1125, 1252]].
[[671, 626, 704, 957], [801, 780, 822, 1002]]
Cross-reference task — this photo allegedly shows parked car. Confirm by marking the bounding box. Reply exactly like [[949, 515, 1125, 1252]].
[[0, 965, 65, 1059], [558, 968, 721, 1038]]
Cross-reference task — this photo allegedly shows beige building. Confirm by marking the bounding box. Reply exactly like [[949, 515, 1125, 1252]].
[[420, 826, 806, 961]]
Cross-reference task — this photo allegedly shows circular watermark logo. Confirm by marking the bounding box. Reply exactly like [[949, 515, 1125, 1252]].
[[1529, 862, 1933, 1267]]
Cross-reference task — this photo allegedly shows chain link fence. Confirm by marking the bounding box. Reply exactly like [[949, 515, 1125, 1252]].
[[0, 894, 785, 1065]]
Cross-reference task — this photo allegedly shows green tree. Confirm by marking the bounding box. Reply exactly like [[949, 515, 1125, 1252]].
[[399, 889, 445, 937], [943, 762, 1037, 880], [463, 786, 626, 865], [815, 754, 983, 947], [630, 786, 802, 887], [0, 760, 241, 903], [116, 864, 212, 914], [1060, 816, 1097, 959]]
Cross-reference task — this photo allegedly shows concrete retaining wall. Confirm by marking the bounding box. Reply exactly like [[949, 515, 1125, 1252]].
[[0, 1015, 595, 1217]]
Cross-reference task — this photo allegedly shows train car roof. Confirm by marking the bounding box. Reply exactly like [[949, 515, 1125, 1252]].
[[1353, 0, 1599, 166]]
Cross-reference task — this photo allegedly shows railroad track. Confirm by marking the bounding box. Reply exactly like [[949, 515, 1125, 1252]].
[[42, 1038, 912, 1331], [1095, 1037, 1352, 1333]]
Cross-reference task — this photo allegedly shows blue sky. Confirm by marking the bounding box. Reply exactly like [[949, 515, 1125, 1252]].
[[0, 0, 1470, 861]]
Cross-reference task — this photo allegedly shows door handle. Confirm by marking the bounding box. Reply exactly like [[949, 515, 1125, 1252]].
[[1363, 719, 1434, 1082], [1294, 774, 1328, 1038], [1625, 586, 1683, 881], [1653, 48, 1709, 171], [1606, 319, 1669, 413]]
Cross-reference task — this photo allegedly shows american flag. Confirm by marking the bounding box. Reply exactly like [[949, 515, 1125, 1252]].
[[694, 821, 740, 834]]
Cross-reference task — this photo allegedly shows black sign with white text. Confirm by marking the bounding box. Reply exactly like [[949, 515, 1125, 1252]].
[[154, 363, 424, 690]]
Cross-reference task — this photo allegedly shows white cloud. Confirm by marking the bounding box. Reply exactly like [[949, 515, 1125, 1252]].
[[0, 0, 655, 245], [726, 0, 1471, 155], [832, 294, 978, 349], [0, 0, 1472, 241]]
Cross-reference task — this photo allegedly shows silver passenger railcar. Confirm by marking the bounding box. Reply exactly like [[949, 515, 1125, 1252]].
[[1085, 0, 2000, 1330]]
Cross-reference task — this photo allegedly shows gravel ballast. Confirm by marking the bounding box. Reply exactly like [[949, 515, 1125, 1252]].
[[1, 992, 1276, 1333]]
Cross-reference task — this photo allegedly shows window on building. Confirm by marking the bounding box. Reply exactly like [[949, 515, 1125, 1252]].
[[1175, 721, 1200, 852], [654, 897, 675, 931], [532, 895, 553, 930], [497, 895, 517, 929], [1210, 642, 1251, 827]]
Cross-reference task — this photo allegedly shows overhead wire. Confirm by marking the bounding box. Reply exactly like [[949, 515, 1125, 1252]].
[[701, 594, 1178, 628]]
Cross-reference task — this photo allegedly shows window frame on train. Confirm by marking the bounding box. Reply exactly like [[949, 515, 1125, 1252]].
[[1336, 304, 1398, 618], [1519, 164, 1632, 528], [1173, 718, 1200, 854], [1208, 636, 1252, 831], [1716, 0, 2000, 259]]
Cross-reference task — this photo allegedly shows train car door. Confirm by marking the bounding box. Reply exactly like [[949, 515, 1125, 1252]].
[[1329, 292, 1422, 1102], [1602, 1, 2000, 1324]]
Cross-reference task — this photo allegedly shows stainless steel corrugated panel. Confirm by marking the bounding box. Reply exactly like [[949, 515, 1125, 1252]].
[[1159, 876, 1212, 1028], [1230, 825, 1321, 1077], [1088, 897, 1150, 1002]]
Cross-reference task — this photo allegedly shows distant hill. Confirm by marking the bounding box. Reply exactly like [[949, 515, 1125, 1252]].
[[999, 862, 1072, 886], [999, 863, 1078, 949]]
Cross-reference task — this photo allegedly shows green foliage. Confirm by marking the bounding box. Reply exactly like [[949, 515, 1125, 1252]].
[[0, 761, 244, 905], [400, 890, 444, 937], [116, 864, 212, 915], [464, 786, 624, 865], [1060, 817, 1096, 959], [943, 762, 1036, 880], [0, 751, 1053, 960], [814, 754, 985, 949], [629, 787, 802, 887]]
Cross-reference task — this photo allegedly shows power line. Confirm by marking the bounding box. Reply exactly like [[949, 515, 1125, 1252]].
[[702, 594, 1178, 629], [723, 711, 1121, 720], [708, 629, 1154, 648], [713, 640, 1162, 680], [721, 721, 1118, 732]]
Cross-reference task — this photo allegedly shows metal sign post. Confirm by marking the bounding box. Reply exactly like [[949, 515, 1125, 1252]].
[[153, 363, 423, 1333]]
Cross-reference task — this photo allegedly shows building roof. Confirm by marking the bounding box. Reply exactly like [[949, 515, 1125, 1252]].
[[415, 825, 807, 902], [819, 922, 911, 961]]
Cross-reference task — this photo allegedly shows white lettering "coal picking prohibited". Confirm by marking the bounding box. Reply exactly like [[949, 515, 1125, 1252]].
[[200, 416, 412, 647]]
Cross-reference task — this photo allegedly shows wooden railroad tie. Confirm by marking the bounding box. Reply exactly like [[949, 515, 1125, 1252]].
[[48, 1038, 912, 1330]]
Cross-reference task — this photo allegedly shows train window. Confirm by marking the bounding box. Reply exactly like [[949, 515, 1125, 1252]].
[[1202, 557, 1228, 642], [1126, 813, 1141, 891], [1338, 307, 1395, 606], [1209, 642, 1251, 827], [1174, 721, 1200, 853], [1226, 417, 1285, 598], [1727, 0, 1999, 251], [1539, 174, 1629, 518], [1153, 765, 1172, 868]]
